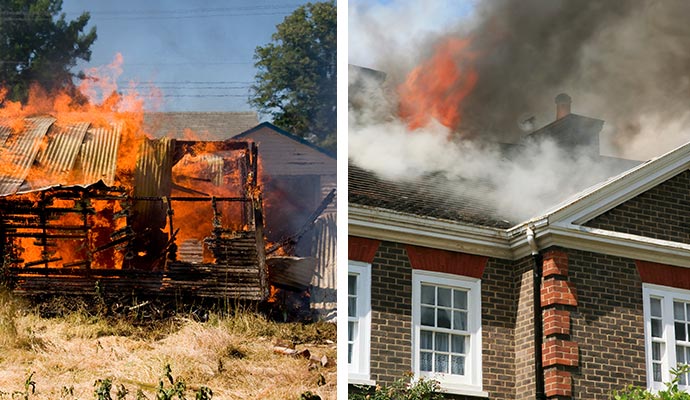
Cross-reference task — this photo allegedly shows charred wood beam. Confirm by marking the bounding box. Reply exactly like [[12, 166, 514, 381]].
[[24, 257, 62, 268], [92, 235, 132, 253], [4, 207, 95, 215], [3, 225, 88, 231], [6, 233, 87, 239], [132, 196, 250, 202], [62, 260, 90, 268], [170, 183, 210, 197]]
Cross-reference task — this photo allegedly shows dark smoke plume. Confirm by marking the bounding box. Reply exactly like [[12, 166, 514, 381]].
[[401, 0, 690, 157]]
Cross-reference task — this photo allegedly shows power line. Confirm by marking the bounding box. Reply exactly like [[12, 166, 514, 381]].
[[0, 4, 305, 21]]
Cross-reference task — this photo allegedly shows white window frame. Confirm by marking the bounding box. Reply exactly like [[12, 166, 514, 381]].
[[643, 283, 690, 392], [348, 261, 373, 385], [412, 270, 486, 397]]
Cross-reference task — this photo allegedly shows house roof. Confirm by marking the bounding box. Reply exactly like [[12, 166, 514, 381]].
[[144, 111, 259, 140], [0, 117, 122, 196], [349, 161, 514, 229], [235, 121, 336, 159]]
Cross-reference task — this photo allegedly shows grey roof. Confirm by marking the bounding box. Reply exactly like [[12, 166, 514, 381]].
[[144, 112, 259, 140], [349, 161, 515, 228], [349, 113, 642, 229]]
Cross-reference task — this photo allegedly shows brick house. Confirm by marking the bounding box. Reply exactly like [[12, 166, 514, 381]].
[[348, 111, 690, 397]]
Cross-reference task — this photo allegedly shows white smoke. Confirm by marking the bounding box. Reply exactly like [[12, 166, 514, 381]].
[[349, 0, 690, 222]]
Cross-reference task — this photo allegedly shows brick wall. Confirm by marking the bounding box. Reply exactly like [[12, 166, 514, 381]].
[[584, 169, 690, 244], [365, 240, 523, 399], [481, 257, 518, 399], [562, 248, 646, 398], [514, 256, 536, 400], [369, 241, 414, 383]]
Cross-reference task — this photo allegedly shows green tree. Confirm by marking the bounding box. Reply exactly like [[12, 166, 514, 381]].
[[250, 1, 336, 153], [0, 0, 96, 102]]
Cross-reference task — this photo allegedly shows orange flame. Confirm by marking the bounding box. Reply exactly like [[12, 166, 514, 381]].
[[398, 37, 478, 130], [0, 54, 259, 271]]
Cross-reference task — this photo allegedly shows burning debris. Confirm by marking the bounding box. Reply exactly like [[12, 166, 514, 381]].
[[0, 57, 274, 302], [0, 116, 268, 301]]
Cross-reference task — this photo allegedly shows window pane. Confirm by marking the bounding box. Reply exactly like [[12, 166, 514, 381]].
[[452, 334, 466, 354], [676, 345, 684, 364], [652, 342, 661, 361], [675, 301, 686, 320], [420, 330, 433, 350], [348, 274, 357, 296], [348, 297, 357, 317], [454, 311, 468, 331], [454, 290, 468, 310], [435, 332, 449, 352], [686, 346, 690, 366], [348, 344, 353, 364], [421, 306, 435, 326], [687, 303, 690, 320], [420, 352, 432, 372], [651, 298, 662, 318], [451, 355, 465, 375], [438, 287, 451, 307], [437, 308, 451, 329], [349, 321, 357, 341], [677, 322, 687, 342], [681, 371, 688, 386], [653, 363, 662, 382], [435, 354, 449, 374], [421, 285, 435, 305], [652, 319, 662, 338]]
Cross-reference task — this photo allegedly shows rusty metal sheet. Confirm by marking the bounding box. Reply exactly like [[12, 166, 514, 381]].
[[0, 117, 55, 196], [0, 121, 12, 148], [30, 122, 90, 190], [78, 122, 122, 186]]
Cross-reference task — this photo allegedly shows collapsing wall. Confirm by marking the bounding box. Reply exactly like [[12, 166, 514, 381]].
[[0, 117, 268, 301]]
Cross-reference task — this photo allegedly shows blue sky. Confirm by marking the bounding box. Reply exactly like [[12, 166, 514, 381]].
[[61, 0, 312, 112], [348, 0, 476, 69]]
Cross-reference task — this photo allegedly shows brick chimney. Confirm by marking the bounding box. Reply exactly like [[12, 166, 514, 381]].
[[555, 93, 572, 120]]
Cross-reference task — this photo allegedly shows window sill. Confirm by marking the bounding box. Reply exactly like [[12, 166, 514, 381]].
[[349, 375, 376, 387], [439, 384, 488, 398]]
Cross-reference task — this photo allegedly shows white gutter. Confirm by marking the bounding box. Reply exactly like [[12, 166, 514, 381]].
[[349, 205, 512, 259]]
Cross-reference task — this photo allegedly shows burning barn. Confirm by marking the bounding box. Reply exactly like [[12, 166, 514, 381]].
[[0, 115, 269, 301]]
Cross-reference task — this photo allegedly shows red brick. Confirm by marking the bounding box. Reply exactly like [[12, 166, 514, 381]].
[[543, 250, 569, 278], [543, 309, 570, 336], [543, 339, 579, 367], [544, 368, 572, 397], [541, 279, 577, 307]]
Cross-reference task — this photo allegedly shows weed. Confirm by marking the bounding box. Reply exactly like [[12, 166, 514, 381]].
[[115, 384, 128, 400], [612, 364, 690, 399], [0, 289, 18, 346], [12, 371, 36, 400], [61, 386, 74, 398], [350, 372, 444, 400], [194, 387, 212, 400], [94, 378, 113, 400]]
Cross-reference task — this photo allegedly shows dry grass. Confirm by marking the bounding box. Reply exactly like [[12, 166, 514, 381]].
[[0, 291, 336, 399]]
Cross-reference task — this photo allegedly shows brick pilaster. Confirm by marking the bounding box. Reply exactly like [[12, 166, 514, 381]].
[[541, 250, 577, 399]]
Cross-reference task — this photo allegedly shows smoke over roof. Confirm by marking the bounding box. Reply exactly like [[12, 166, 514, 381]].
[[349, 0, 690, 222]]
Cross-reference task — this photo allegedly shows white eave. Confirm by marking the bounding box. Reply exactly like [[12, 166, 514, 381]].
[[349, 204, 512, 259], [350, 140, 690, 268]]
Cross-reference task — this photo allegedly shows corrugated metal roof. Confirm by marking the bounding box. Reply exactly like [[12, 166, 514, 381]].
[[33, 122, 90, 183], [0, 121, 12, 148], [78, 122, 123, 186], [0, 117, 55, 196], [0, 117, 126, 196]]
